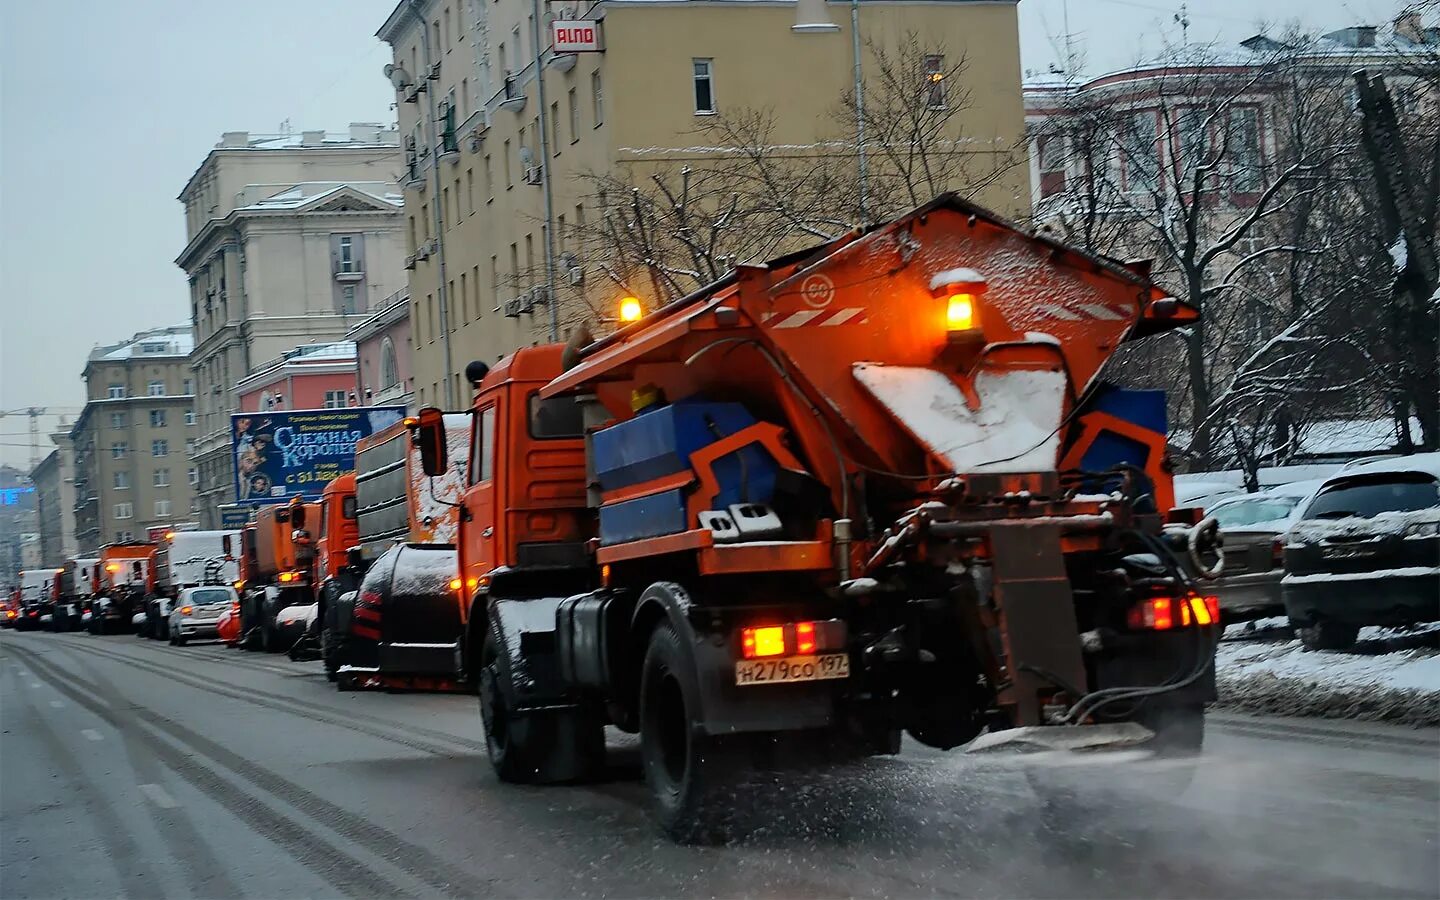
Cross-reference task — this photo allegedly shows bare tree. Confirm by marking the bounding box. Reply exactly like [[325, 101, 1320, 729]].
[[1037, 38, 1384, 475], [561, 35, 1025, 329]]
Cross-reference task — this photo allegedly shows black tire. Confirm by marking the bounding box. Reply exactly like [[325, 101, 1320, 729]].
[[1298, 622, 1358, 651], [173, 633, 187, 647], [639, 619, 741, 844], [322, 626, 339, 681], [478, 616, 605, 784], [241, 607, 262, 651]]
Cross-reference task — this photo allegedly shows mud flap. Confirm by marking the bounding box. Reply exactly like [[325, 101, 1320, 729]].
[[990, 524, 1086, 726]]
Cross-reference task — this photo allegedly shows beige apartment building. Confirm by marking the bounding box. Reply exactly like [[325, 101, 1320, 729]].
[[175, 126, 409, 528], [69, 326, 198, 552], [378, 0, 1031, 408], [30, 430, 79, 567]]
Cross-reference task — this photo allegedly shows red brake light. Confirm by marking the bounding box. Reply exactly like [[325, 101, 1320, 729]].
[[1272, 539, 1285, 566], [795, 621, 817, 655], [1128, 595, 1219, 631]]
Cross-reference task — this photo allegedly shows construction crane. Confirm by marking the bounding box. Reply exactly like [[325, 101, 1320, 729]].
[[0, 407, 77, 469]]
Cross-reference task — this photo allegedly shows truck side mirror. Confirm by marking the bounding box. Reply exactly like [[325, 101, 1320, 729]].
[[290, 502, 307, 530], [223, 534, 234, 560], [132, 562, 142, 579], [415, 407, 449, 476], [346, 547, 363, 570]]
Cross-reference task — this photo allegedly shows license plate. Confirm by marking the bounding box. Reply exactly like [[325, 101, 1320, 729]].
[[1322, 545, 1376, 559], [735, 653, 850, 686]]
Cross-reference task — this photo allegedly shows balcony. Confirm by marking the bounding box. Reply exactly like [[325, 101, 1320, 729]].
[[499, 76, 527, 113], [333, 262, 364, 283]]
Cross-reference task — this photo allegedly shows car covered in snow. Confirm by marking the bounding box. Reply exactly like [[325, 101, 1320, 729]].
[[1283, 454, 1440, 650], [1208, 480, 1323, 619]]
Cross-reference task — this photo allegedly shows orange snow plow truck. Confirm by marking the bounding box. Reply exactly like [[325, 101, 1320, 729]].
[[413, 195, 1224, 841]]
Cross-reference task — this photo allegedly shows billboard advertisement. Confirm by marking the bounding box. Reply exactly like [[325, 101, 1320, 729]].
[[231, 407, 405, 504]]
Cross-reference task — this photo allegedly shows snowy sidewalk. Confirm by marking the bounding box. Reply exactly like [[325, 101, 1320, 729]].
[[1214, 619, 1440, 727]]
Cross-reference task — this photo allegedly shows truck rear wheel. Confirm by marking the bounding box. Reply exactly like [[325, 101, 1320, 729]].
[[640, 620, 740, 844], [479, 616, 605, 784]]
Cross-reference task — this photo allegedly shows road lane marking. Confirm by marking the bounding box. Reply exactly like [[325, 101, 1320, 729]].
[[82, 729, 104, 741], [49, 700, 63, 708], [139, 783, 179, 809], [29, 682, 43, 689]]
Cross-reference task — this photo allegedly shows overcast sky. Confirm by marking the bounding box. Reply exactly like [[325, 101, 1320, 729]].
[[0, 0, 1404, 467]]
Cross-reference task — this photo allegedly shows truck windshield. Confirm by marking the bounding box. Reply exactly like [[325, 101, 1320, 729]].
[[528, 393, 584, 439]]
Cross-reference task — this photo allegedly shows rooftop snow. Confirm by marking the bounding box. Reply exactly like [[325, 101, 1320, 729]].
[[92, 325, 194, 361], [239, 182, 402, 212]]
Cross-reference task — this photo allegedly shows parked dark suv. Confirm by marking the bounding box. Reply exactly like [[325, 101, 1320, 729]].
[[1283, 454, 1440, 650], [324, 544, 463, 689]]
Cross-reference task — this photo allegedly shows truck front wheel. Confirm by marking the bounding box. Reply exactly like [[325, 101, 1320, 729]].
[[640, 620, 741, 844]]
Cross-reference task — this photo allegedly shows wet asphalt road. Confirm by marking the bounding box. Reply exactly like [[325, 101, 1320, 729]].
[[2, 630, 1437, 900]]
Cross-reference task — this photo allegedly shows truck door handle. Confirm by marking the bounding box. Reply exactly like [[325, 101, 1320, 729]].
[[482, 527, 494, 537]]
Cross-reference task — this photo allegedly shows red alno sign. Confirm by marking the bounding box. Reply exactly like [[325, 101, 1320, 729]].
[[552, 20, 602, 53]]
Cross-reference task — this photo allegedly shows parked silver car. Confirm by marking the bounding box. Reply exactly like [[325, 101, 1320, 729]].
[[168, 586, 239, 645], [1208, 481, 1323, 619]]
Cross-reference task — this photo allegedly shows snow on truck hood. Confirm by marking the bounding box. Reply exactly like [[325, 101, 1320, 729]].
[[853, 364, 1065, 474]]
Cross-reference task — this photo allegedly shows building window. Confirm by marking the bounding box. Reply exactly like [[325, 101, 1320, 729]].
[[186, 439, 196, 456], [484, 155, 493, 201], [108, 384, 125, 399], [341, 284, 358, 315], [1227, 106, 1262, 194], [111, 442, 128, 459], [338, 235, 358, 273], [323, 390, 348, 409], [149, 409, 167, 428], [466, 168, 475, 214], [114, 471, 129, 490], [188, 466, 199, 486], [380, 337, 399, 389], [692, 59, 715, 115], [155, 499, 172, 517], [114, 502, 133, 520], [152, 439, 169, 457], [503, 140, 513, 188], [1039, 136, 1065, 175], [1123, 111, 1160, 195], [116, 530, 133, 543], [185, 410, 196, 426], [110, 412, 127, 429], [154, 468, 170, 487], [183, 378, 194, 394], [592, 70, 603, 126], [923, 54, 947, 109], [148, 380, 165, 396]]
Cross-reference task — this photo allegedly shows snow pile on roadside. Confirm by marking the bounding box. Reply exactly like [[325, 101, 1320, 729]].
[[1214, 625, 1440, 726]]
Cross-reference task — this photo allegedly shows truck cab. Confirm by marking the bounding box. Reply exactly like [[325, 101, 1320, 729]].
[[239, 501, 321, 652], [454, 346, 589, 615], [316, 473, 359, 586]]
